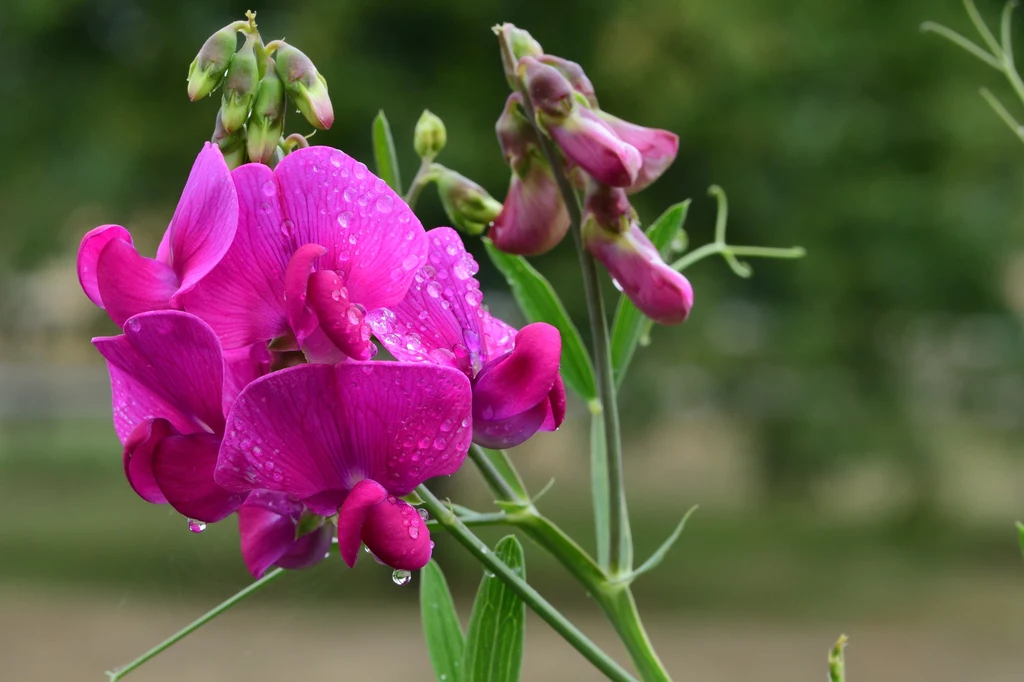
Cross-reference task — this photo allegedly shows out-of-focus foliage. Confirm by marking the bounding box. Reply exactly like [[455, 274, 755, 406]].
[[4, 0, 1024, 511]]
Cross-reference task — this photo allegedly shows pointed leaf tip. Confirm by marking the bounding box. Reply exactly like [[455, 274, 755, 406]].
[[372, 110, 403, 194], [622, 504, 698, 583], [463, 535, 525, 682]]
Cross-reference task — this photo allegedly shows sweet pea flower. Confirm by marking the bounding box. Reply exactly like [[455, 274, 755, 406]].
[[367, 228, 566, 449], [595, 111, 679, 194], [77, 143, 237, 328], [183, 146, 428, 363], [93, 310, 262, 524], [238, 490, 335, 578], [215, 362, 474, 571], [582, 183, 693, 325]]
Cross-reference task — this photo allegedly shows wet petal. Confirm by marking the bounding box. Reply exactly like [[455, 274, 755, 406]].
[[238, 490, 332, 578], [215, 362, 473, 514], [336, 479, 387, 567], [490, 159, 570, 256], [596, 112, 679, 194], [222, 344, 272, 415], [549, 108, 642, 188], [472, 322, 562, 422], [123, 418, 174, 504], [361, 493, 432, 571], [481, 311, 517, 358], [96, 238, 178, 328], [152, 431, 246, 522], [307, 269, 374, 360], [77, 224, 133, 308], [284, 243, 328, 346], [539, 375, 567, 432], [473, 400, 550, 450]]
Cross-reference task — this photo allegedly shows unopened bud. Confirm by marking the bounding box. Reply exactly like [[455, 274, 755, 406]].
[[495, 24, 544, 88], [490, 154, 569, 256], [538, 55, 598, 108], [518, 57, 575, 119], [595, 111, 679, 193], [187, 25, 238, 101], [246, 60, 287, 164], [220, 33, 260, 133], [436, 167, 503, 236], [495, 93, 538, 167], [211, 110, 246, 170], [275, 42, 334, 130], [413, 110, 447, 160], [547, 106, 642, 188]]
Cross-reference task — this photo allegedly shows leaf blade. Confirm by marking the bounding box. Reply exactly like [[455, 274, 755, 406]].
[[420, 560, 465, 682], [463, 535, 526, 682], [372, 110, 403, 194], [483, 239, 596, 400]]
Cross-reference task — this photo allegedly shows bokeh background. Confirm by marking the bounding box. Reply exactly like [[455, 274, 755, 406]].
[[2, 0, 1024, 679]]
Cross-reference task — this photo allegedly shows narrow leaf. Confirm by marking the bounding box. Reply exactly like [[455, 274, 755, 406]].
[[828, 634, 848, 682], [463, 535, 526, 682], [483, 239, 596, 400], [624, 504, 698, 582], [420, 560, 465, 682], [610, 201, 690, 387], [1017, 521, 1024, 560], [372, 110, 402, 194], [591, 411, 610, 569]]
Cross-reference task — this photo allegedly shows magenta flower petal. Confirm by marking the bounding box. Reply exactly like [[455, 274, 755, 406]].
[[549, 108, 642, 188], [152, 431, 246, 522], [361, 493, 432, 571], [123, 418, 173, 504], [93, 311, 227, 441], [472, 322, 562, 422], [162, 142, 238, 302], [215, 362, 473, 514], [481, 311, 517, 358], [336, 479, 388, 567], [307, 269, 375, 361], [473, 400, 550, 450], [96, 238, 178, 328], [239, 490, 333, 578], [540, 375, 567, 432], [222, 344, 272, 416], [77, 224, 133, 308], [596, 111, 679, 193], [490, 160, 570, 256], [284, 243, 328, 346]]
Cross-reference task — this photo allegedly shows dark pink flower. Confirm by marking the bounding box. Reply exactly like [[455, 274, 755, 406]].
[[183, 146, 428, 363], [93, 310, 255, 523], [367, 228, 566, 448], [596, 111, 679, 194], [215, 362, 473, 571], [238, 490, 335, 578], [78, 143, 237, 328]]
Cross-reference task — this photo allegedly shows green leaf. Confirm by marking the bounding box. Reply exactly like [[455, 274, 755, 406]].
[[828, 634, 848, 682], [420, 560, 465, 682], [463, 535, 526, 682], [1016, 522, 1024, 560], [619, 505, 698, 583], [610, 201, 690, 387], [372, 110, 402, 194], [483, 239, 596, 400]]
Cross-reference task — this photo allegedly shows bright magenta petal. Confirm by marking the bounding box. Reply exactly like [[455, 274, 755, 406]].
[[152, 431, 246, 522], [336, 479, 387, 567], [215, 362, 473, 513], [123, 418, 173, 504], [164, 142, 239, 300], [361, 493, 432, 571], [78, 224, 133, 308], [597, 111, 679, 194], [540, 375, 567, 432], [238, 490, 332, 578], [472, 399, 550, 450], [307, 269, 375, 360], [284, 243, 328, 346], [549, 108, 642, 188], [96, 238, 178, 328], [490, 161, 569, 256], [472, 322, 562, 422], [222, 344, 272, 415]]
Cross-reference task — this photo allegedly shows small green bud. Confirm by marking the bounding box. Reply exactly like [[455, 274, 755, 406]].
[[274, 42, 334, 130], [187, 25, 239, 101], [436, 166, 503, 236], [220, 32, 260, 134], [495, 23, 544, 88], [211, 110, 246, 170], [246, 60, 287, 164], [413, 110, 447, 161]]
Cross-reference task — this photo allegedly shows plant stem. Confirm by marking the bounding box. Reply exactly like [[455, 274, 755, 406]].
[[468, 444, 527, 503], [106, 568, 287, 681], [599, 588, 671, 682], [403, 159, 437, 208], [416, 484, 638, 682]]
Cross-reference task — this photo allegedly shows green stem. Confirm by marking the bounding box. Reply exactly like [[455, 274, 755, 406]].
[[599, 588, 671, 682], [106, 568, 287, 681], [416, 484, 638, 682], [403, 159, 439, 208], [468, 444, 528, 503]]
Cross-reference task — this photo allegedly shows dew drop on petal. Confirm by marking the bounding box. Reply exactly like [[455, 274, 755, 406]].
[[354, 162, 368, 179], [402, 254, 419, 271], [408, 525, 419, 539], [126, 318, 141, 332], [611, 278, 624, 292], [337, 211, 353, 228], [330, 152, 343, 168], [392, 569, 412, 586], [418, 436, 431, 449], [187, 518, 207, 534], [376, 195, 394, 213], [465, 290, 483, 307], [417, 507, 430, 521], [426, 281, 442, 298]]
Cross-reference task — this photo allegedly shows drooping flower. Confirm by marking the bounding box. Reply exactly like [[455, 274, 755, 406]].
[[183, 146, 428, 363], [238, 490, 335, 578], [215, 362, 474, 571], [77, 143, 238, 328], [595, 111, 679, 194], [367, 228, 566, 448], [93, 310, 260, 523], [582, 183, 693, 325]]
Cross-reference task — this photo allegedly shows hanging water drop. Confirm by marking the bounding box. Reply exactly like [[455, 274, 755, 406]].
[[187, 518, 207, 533], [392, 569, 412, 586], [417, 507, 430, 521]]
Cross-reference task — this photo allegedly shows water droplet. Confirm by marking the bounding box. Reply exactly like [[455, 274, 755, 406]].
[[481, 405, 494, 420], [348, 233, 358, 245], [354, 162, 368, 179], [418, 436, 431, 449], [433, 437, 447, 450], [408, 525, 419, 539], [187, 518, 207, 533], [126, 319, 141, 332], [402, 254, 419, 271], [445, 244, 458, 257], [465, 290, 484, 307], [439, 418, 453, 432], [331, 289, 342, 302], [330, 152, 343, 168], [343, 187, 357, 203], [399, 212, 411, 224], [347, 306, 362, 325], [426, 281, 442, 298], [453, 257, 477, 280], [392, 569, 412, 586], [376, 195, 394, 213], [337, 211, 353, 228], [418, 507, 429, 521], [611, 278, 624, 292]]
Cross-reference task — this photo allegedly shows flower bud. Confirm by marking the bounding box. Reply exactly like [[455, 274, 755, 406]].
[[219, 33, 260, 133], [495, 23, 544, 88], [490, 154, 569, 256], [414, 110, 447, 160], [211, 110, 246, 170], [519, 56, 575, 119], [495, 93, 537, 167], [187, 25, 238, 101], [551, 107, 642, 188], [436, 167, 503, 236], [538, 54, 598, 108], [582, 183, 693, 325], [246, 59, 286, 164], [275, 42, 334, 130], [596, 111, 679, 193]]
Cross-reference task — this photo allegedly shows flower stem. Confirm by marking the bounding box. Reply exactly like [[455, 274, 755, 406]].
[[416, 484, 638, 682], [106, 568, 287, 681], [468, 444, 528, 503], [403, 159, 439, 209]]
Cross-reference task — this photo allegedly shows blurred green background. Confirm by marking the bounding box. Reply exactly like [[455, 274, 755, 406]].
[[2, 0, 1024, 680]]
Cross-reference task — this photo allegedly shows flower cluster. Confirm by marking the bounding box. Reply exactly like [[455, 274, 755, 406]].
[[77, 143, 564, 577], [490, 25, 694, 324]]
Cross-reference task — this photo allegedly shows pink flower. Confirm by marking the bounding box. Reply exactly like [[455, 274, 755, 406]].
[[238, 490, 335, 578], [215, 362, 473, 571], [78, 143, 237, 328], [367, 228, 566, 449], [582, 185, 693, 325], [93, 310, 260, 523], [182, 146, 428, 363], [596, 111, 679, 194]]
